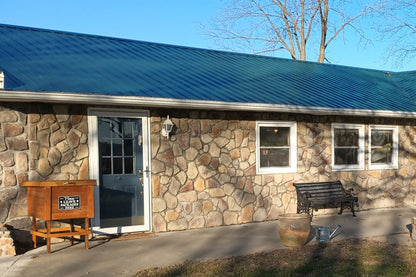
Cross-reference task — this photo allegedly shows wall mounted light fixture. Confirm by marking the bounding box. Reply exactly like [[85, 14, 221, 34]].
[[0, 71, 4, 89], [161, 115, 174, 139]]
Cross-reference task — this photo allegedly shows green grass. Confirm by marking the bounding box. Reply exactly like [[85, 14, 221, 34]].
[[136, 239, 416, 277]]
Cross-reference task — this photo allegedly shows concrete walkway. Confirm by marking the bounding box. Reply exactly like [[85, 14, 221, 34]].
[[1, 207, 416, 277]]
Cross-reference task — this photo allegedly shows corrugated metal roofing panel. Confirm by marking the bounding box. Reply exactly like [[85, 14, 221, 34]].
[[1, 24, 416, 113]]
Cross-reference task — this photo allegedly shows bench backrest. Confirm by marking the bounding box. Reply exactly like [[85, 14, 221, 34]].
[[293, 181, 346, 199]]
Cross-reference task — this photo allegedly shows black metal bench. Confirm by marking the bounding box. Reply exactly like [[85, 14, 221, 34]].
[[293, 181, 358, 217]]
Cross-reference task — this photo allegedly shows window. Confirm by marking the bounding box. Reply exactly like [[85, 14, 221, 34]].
[[256, 121, 297, 174], [332, 124, 365, 171], [369, 125, 398, 170], [99, 117, 136, 175]]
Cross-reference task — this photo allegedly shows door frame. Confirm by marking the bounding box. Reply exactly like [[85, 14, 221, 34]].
[[88, 107, 152, 234]]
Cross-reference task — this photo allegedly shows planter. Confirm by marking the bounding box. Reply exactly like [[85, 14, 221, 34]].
[[278, 213, 311, 247]]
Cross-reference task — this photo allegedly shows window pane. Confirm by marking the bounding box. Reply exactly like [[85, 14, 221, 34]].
[[123, 121, 133, 138], [334, 129, 359, 147], [371, 130, 393, 147], [125, 158, 133, 174], [99, 140, 111, 156], [334, 148, 358, 165], [113, 139, 123, 156], [260, 148, 289, 167], [101, 158, 112, 175], [260, 127, 290, 147], [124, 140, 133, 156], [111, 119, 123, 139], [371, 148, 392, 164], [98, 119, 112, 139], [113, 158, 123, 174]]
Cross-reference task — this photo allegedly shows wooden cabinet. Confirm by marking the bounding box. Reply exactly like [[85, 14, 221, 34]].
[[23, 180, 96, 253]]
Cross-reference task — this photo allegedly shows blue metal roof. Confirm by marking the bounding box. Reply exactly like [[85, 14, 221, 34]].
[[1, 24, 416, 113]]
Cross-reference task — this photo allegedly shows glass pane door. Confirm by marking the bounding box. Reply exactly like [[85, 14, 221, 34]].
[[98, 117, 144, 228]]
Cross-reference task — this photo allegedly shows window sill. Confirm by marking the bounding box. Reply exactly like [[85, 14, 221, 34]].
[[368, 164, 398, 170], [332, 165, 365, 171], [256, 167, 297, 174]]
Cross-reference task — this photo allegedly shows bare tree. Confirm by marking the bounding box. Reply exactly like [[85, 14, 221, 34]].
[[379, 1, 416, 67], [208, 0, 384, 63]]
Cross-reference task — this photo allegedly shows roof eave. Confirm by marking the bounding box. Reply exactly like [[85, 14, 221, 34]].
[[1, 89, 415, 118]]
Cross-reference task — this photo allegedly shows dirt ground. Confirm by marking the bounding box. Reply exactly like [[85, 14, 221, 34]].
[[136, 238, 416, 276]]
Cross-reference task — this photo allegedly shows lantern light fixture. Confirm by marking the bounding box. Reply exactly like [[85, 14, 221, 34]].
[[161, 115, 174, 139]]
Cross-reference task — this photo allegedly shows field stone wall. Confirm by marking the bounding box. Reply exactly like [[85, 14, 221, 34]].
[[151, 110, 416, 232], [0, 103, 88, 234], [0, 226, 16, 256], [1, 103, 416, 239]]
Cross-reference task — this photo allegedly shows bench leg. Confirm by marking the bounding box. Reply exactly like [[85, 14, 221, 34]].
[[305, 206, 313, 218], [339, 203, 344, 215], [350, 202, 357, 217], [309, 207, 314, 219], [339, 201, 357, 217]]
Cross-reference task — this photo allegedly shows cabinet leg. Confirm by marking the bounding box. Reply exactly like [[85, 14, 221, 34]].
[[70, 219, 74, 246], [32, 216, 37, 248], [85, 218, 89, 249], [46, 220, 51, 254]]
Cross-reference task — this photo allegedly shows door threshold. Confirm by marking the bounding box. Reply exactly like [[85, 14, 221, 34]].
[[92, 231, 157, 241]]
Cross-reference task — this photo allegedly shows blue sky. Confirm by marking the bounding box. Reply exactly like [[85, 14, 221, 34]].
[[2, 1, 415, 72]]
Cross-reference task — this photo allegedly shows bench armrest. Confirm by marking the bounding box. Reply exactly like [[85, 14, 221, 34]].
[[298, 191, 312, 200], [344, 188, 354, 197]]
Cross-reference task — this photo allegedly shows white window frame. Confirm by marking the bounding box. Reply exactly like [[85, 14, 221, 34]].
[[256, 121, 297, 174], [369, 125, 398, 170], [331, 123, 365, 171]]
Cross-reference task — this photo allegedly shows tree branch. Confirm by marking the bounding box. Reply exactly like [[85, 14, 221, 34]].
[[206, 0, 387, 63]]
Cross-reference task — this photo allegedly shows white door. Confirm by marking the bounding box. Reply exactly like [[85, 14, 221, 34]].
[[88, 108, 151, 234]]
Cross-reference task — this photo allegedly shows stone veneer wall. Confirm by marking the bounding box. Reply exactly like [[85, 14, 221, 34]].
[[0, 226, 16, 256], [0, 103, 88, 233], [1, 103, 416, 238], [151, 110, 416, 232]]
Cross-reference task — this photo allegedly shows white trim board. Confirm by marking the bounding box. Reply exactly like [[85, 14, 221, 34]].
[[1, 89, 416, 118]]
